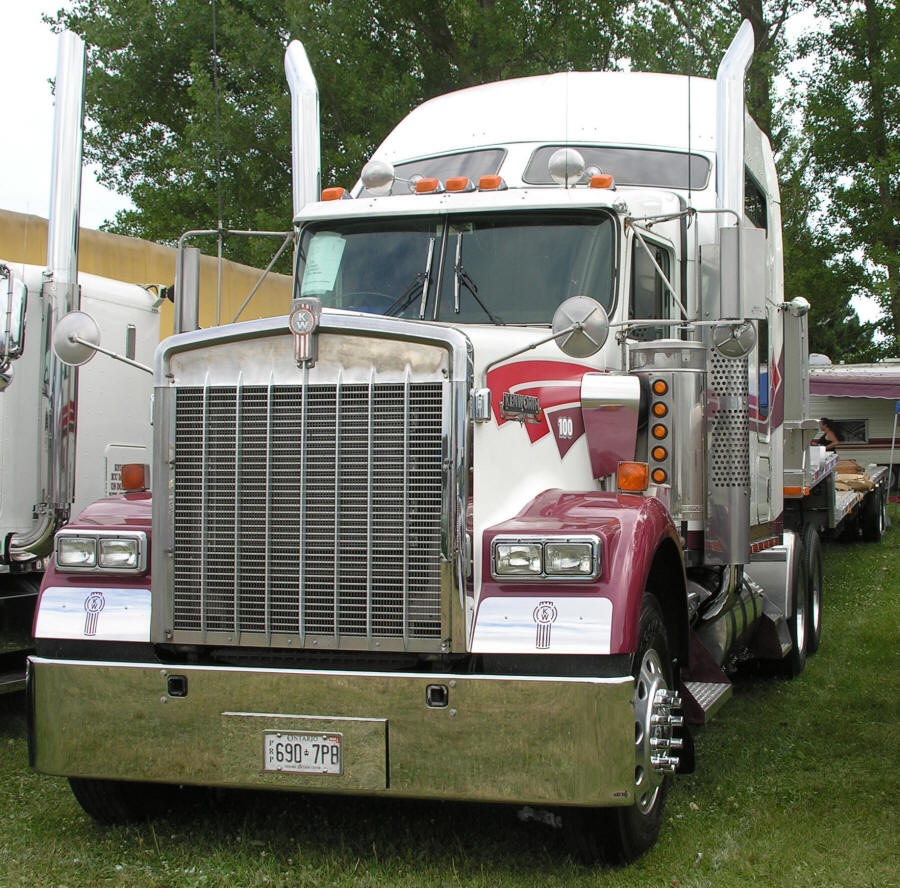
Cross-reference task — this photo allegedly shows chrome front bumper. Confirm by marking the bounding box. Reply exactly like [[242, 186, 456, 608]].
[[29, 657, 635, 807]]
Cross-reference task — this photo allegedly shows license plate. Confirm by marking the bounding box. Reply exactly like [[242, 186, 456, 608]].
[[263, 731, 343, 775]]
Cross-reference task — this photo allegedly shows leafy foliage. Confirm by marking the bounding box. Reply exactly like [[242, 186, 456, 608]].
[[799, 0, 899, 355], [47, 0, 897, 359]]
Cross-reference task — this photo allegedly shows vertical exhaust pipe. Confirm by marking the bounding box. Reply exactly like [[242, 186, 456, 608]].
[[9, 31, 86, 561], [705, 21, 754, 575], [715, 20, 754, 218], [285, 40, 321, 218]]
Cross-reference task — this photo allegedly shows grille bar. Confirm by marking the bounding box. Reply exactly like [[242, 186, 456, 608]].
[[172, 377, 445, 649]]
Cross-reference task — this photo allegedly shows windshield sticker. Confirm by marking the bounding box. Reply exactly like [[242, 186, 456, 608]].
[[301, 232, 346, 295]]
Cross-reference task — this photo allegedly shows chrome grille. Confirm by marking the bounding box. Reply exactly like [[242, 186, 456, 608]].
[[172, 380, 445, 647]]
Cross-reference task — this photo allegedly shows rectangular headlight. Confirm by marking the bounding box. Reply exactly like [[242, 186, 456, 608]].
[[55, 530, 147, 573], [544, 541, 596, 576], [494, 542, 542, 576], [98, 537, 140, 569], [56, 536, 97, 568]]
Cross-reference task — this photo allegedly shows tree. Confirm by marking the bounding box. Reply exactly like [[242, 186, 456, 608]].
[[800, 0, 900, 355], [50, 0, 622, 265]]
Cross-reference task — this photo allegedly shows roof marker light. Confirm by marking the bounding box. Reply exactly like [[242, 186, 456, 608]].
[[445, 176, 475, 193], [414, 177, 444, 194], [478, 175, 507, 191], [590, 173, 615, 190], [321, 186, 349, 201]]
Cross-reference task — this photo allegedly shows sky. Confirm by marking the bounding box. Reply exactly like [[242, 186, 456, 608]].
[[0, 2, 132, 231]]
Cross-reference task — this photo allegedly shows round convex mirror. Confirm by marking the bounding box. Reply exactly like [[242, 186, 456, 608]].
[[552, 296, 610, 358]]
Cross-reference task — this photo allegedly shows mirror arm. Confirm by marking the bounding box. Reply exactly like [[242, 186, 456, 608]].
[[67, 335, 153, 374]]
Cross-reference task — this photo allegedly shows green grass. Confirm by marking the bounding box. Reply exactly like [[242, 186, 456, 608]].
[[2, 508, 898, 887]]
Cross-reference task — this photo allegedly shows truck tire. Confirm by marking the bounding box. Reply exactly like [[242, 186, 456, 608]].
[[860, 489, 884, 542], [567, 594, 674, 864], [780, 537, 808, 678], [803, 525, 823, 655], [68, 777, 182, 824]]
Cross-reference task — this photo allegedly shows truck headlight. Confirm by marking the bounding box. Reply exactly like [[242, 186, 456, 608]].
[[491, 536, 601, 581], [494, 542, 543, 576], [55, 530, 147, 573], [98, 537, 140, 569], [56, 536, 97, 568], [544, 541, 595, 576]]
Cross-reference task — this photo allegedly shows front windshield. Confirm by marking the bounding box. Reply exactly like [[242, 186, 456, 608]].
[[296, 211, 616, 324]]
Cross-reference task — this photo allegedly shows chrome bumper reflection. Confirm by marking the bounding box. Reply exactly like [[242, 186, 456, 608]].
[[29, 657, 634, 807]]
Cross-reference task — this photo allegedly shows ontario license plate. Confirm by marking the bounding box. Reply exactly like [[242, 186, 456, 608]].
[[262, 731, 343, 774]]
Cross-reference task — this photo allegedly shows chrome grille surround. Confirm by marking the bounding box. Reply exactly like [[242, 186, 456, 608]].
[[152, 313, 471, 653]]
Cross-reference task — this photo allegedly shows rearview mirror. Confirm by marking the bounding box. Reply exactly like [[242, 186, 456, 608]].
[[0, 264, 27, 362]]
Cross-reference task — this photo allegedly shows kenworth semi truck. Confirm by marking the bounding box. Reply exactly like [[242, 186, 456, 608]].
[[0, 33, 158, 693], [28, 23, 871, 862]]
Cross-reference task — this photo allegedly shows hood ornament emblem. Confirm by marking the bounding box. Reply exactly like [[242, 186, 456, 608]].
[[289, 296, 321, 367]]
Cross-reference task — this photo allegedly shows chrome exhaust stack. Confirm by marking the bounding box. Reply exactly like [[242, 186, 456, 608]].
[[284, 40, 321, 219], [9, 31, 86, 562], [715, 20, 754, 219]]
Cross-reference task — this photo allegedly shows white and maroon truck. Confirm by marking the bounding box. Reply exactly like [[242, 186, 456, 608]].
[[28, 23, 875, 862], [0, 33, 158, 693]]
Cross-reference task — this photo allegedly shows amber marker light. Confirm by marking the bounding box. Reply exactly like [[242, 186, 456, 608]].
[[651, 423, 668, 440], [589, 174, 615, 189], [651, 468, 668, 484], [121, 463, 150, 492], [617, 462, 650, 492], [652, 402, 668, 417], [321, 187, 348, 201], [415, 177, 442, 194], [445, 176, 475, 192], [652, 379, 669, 396], [651, 446, 668, 461], [478, 175, 507, 191]]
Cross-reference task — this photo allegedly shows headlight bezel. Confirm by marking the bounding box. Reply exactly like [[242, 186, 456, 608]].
[[55, 529, 148, 574], [491, 535, 601, 581]]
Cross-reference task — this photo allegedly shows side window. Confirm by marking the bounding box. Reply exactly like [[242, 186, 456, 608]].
[[629, 241, 671, 341], [757, 318, 769, 424], [745, 170, 768, 233], [829, 419, 868, 443]]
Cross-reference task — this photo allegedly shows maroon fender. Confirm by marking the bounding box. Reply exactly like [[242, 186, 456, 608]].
[[481, 489, 684, 655], [34, 492, 153, 627]]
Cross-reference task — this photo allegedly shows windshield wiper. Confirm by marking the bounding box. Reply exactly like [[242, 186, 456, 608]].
[[385, 272, 426, 316], [455, 263, 504, 325]]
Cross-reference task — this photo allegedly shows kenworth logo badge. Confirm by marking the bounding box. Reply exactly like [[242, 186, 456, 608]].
[[500, 392, 542, 423], [289, 296, 321, 367], [83, 591, 106, 636], [533, 600, 558, 649]]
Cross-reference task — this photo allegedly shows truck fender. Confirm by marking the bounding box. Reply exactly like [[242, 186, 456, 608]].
[[32, 493, 152, 644], [476, 490, 688, 660]]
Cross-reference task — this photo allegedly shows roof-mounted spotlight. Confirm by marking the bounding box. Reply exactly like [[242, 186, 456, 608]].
[[360, 158, 396, 196], [548, 148, 586, 188]]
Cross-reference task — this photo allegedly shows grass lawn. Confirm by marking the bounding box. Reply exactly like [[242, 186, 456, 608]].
[[2, 507, 897, 887]]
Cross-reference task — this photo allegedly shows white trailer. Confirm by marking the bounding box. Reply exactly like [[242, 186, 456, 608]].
[[0, 34, 158, 692]]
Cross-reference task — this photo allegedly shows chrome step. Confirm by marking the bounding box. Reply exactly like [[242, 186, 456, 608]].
[[682, 680, 733, 725]]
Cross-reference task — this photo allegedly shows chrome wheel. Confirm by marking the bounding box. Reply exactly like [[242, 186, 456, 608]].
[[633, 649, 682, 814]]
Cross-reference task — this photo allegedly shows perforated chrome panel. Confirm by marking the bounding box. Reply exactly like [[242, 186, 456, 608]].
[[706, 351, 751, 564]]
